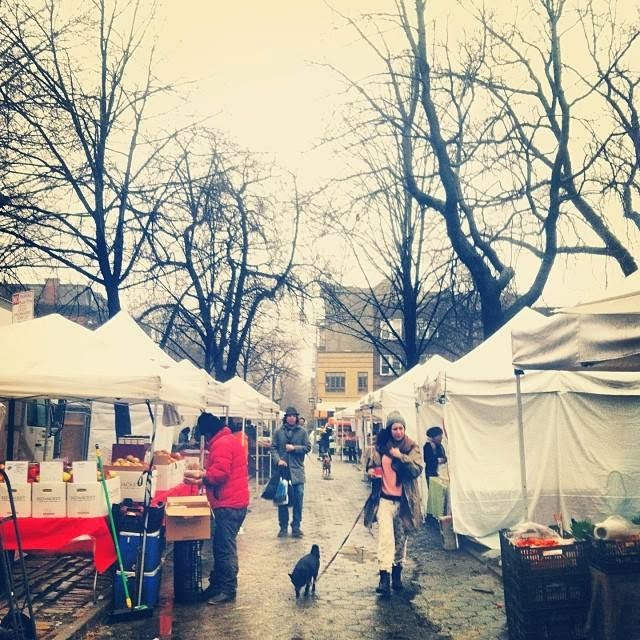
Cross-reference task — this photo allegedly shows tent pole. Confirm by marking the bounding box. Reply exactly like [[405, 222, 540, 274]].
[[515, 370, 529, 520]]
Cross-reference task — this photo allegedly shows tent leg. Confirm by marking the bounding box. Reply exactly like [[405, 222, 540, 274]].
[[515, 370, 529, 521]]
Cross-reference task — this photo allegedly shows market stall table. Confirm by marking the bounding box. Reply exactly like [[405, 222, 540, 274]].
[[0, 517, 116, 573]]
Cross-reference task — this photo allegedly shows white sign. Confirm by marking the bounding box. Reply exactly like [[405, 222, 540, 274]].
[[11, 291, 34, 323]]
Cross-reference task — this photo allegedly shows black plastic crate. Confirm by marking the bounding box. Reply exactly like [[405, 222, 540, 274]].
[[173, 540, 202, 603], [506, 602, 588, 640], [589, 535, 640, 574], [500, 529, 588, 577], [503, 571, 591, 611]]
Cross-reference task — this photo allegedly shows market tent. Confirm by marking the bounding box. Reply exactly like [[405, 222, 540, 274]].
[[0, 314, 161, 402], [512, 271, 640, 371], [221, 376, 278, 418], [94, 311, 207, 409], [430, 308, 640, 547], [363, 354, 450, 444]]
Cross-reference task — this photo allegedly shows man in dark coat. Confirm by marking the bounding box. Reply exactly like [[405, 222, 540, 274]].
[[270, 406, 311, 538]]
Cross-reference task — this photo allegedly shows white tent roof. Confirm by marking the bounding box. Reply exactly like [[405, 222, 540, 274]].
[[221, 376, 278, 418], [95, 311, 206, 408], [0, 314, 161, 402], [512, 272, 640, 371], [366, 354, 450, 408]]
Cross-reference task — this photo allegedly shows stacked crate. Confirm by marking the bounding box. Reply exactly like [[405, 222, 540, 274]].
[[500, 530, 591, 640], [587, 536, 640, 639]]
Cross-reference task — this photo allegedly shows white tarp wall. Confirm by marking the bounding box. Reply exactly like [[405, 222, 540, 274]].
[[434, 308, 640, 548]]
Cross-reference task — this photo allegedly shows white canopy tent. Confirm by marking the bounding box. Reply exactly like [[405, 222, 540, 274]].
[[512, 272, 640, 371], [429, 308, 640, 548], [221, 376, 279, 418], [0, 314, 161, 402]]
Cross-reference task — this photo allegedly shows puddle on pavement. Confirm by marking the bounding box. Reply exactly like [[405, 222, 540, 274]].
[[339, 545, 376, 562]]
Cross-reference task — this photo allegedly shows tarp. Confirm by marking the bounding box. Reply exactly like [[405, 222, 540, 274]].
[[0, 314, 161, 402], [512, 272, 640, 371], [94, 311, 207, 409], [430, 308, 640, 547], [221, 376, 279, 418]]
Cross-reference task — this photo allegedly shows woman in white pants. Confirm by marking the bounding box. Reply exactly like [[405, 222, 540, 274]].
[[366, 411, 423, 597]]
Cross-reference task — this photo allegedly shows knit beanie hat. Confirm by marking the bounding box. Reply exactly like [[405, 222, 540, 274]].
[[386, 411, 406, 429], [197, 412, 223, 437]]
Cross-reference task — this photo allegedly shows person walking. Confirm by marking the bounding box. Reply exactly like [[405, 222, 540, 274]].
[[270, 406, 311, 538], [366, 411, 423, 597], [194, 413, 249, 605]]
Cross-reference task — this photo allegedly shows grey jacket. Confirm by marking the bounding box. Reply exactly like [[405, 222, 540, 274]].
[[270, 424, 311, 485]]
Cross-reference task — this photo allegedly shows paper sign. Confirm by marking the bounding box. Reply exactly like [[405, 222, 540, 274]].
[[39, 461, 63, 483], [72, 461, 97, 484]]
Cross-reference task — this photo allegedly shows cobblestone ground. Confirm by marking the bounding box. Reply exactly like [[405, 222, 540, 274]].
[[80, 458, 508, 640]]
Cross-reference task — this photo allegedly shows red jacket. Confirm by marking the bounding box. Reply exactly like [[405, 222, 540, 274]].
[[204, 427, 250, 509]]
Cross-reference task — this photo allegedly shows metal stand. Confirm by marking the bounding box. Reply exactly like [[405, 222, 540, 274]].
[[0, 469, 37, 639]]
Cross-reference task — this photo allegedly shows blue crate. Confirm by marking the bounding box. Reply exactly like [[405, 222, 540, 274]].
[[118, 530, 162, 572], [114, 565, 162, 609]]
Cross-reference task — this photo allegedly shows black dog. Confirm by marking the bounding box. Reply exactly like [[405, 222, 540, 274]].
[[289, 544, 320, 598]]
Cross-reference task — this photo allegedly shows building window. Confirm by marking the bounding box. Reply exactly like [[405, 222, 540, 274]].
[[380, 355, 402, 376], [357, 371, 368, 392], [379, 317, 402, 341], [325, 372, 346, 393]]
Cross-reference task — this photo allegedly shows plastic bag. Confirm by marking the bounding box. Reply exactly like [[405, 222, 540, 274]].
[[508, 521, 564, 547], [273, 478, 289, 505]]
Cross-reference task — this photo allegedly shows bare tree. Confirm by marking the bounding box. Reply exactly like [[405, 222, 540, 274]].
[[138, 129, 304, 382], [0, 0, 174, 316], [332, 0, 639, 338]]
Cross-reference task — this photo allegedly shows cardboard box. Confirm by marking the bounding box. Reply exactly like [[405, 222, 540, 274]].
[[32, 482, 66, 517], [39, 461, 63, 483], [66, 477, 121, 517], [0, 482, 31, 517], [4, 461, 28, 484], [165, 495, 211, 542], [154, 463, 175, 492], [72, 461, 97, 484], [112, 444, 150, 464], [104, 466, 154, 502]]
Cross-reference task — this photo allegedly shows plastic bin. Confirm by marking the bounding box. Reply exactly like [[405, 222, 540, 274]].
[[588, 536, 640, 574], [503, 572, 590, 610], [114, 565, 162, 609], [505, 601, 588, 640], [118, 530, 162, 572], [500, 529, 588, 577], [173, 540, 202, 603]]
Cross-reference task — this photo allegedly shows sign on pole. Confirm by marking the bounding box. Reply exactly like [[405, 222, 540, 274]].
[[12, 291, 34, 323]]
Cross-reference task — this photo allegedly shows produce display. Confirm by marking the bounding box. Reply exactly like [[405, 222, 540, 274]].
[[0, 460, 117, 482]]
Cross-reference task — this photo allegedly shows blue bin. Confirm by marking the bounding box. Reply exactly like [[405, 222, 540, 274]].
[[114, 565, 162, 609], [118, 530, 162, 572]]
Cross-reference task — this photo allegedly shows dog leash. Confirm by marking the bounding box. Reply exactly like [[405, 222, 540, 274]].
[[317, 502, 367, 581]]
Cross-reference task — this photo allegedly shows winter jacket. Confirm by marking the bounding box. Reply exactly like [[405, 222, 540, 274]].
[[423, 440, 447, 477], [366, 439, 423, 530], [270, 424, 311, 485], [204, 427, 250, 509]]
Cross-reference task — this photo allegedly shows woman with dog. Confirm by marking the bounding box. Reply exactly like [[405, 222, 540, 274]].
[[366, 411, 423, 597]]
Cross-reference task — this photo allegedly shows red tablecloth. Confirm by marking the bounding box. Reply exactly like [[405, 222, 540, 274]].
[[0, 517, 116, 573]]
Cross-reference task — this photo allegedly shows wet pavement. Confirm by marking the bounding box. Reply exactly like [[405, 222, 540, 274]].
[[76, 458, 508, 640]]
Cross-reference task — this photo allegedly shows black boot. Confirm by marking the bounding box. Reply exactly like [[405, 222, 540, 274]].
[[391, 564, 403, 591], [375, 570, 390, 597]]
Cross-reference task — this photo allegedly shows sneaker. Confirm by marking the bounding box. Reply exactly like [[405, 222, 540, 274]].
[[208, 592, 236, 605], [277, 527, 288, 538], [291, 528, 304, 538]]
